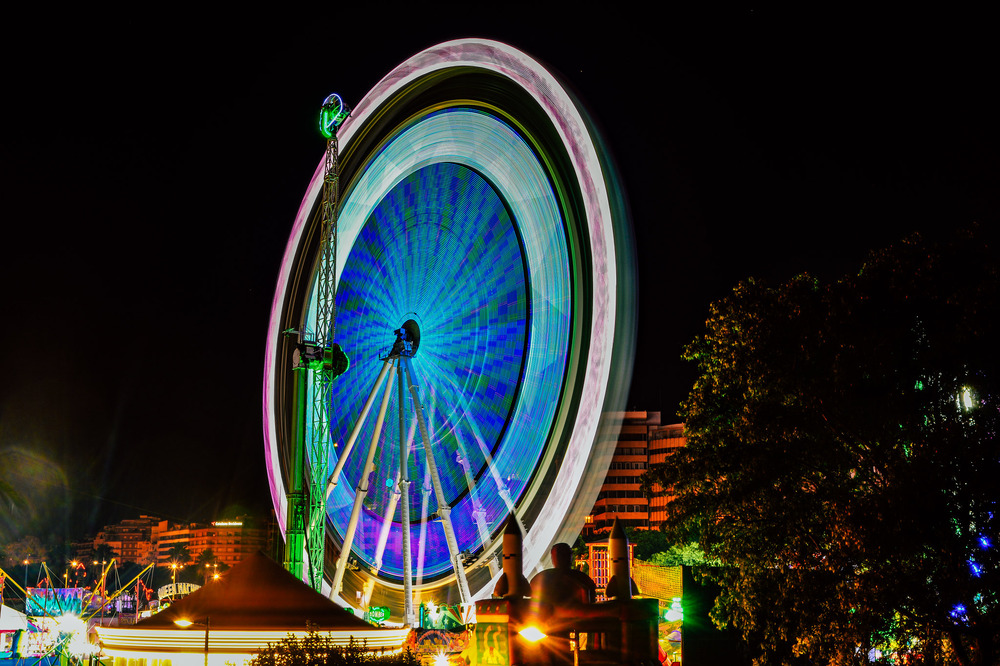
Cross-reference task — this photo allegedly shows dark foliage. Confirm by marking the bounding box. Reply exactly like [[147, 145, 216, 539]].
[[644, 228, 1000, 665], [248, 628, 418, 666]]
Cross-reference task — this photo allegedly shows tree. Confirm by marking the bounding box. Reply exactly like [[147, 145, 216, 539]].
[[195, 548, 217, 569], [248, 626, 418, 666], [194, 548, 228, 583], [92, 542, 117, 564], [645, 229, 1000, 665], [647, 543, 708, 567], [2, 536, 47, 568], [166, 543, 191, 565]]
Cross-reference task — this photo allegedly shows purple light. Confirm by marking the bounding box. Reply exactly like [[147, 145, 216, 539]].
[[951, 604, 967, 619], [980, 536, 992, 549], [969, 560, 984, 577]]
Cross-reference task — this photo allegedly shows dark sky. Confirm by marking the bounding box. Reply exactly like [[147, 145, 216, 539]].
[[2, 11, 997, 542]]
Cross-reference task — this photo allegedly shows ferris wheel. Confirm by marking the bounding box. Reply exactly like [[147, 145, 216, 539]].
[[263, 39, 635, 618]]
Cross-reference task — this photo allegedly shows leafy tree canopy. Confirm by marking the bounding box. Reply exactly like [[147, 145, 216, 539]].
[[2, 536, 47, 568], [625, 526, 671, 560], [646, 543, 709, 567], [645, 228, 1000, 665]]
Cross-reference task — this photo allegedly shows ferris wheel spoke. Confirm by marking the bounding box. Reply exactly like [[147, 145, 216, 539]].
[[438, 371, 520, 521], [324, 357, 394, 500], [373, 412, 417, 576], [453, 428, 499, 576], [403, 355, 472, 605], [415, 457, 432, 589], [330, 358, 397, 601]]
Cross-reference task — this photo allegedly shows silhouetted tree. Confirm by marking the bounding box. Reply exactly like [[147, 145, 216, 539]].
[[166, 543, 191, 565], [249, 626, 417, 666], [92, 542, 117, 564], [645, 229, 1000, 665]]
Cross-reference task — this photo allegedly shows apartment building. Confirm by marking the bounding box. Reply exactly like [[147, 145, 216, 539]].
[[93, 515, 160, 565], [582, 413, 686, 536], [86, 516, 265, 569], [187, 520, 267, 569]]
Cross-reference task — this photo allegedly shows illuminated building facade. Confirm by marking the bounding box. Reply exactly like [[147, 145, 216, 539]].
[[583, 413, 686, 536], [93, 515, 160, 565], [153, 520, 266, 567], [647, 422, 686, 528], [187, 521, 267, 569], [86, 517, 265, 568], [154, 521, 195, 563]]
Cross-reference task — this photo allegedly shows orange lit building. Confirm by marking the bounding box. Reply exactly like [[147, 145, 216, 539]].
[[583, 413, 686, 536], [155, 520, 196, 563], [647, 422, 686, 528], [87, 517, 266, 569], [93, 515, 160, 565], [187, 521, 267, 569], [154, 519, 266, 568]]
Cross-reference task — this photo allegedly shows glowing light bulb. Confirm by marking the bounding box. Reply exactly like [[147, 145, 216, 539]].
[[519, 626, 546, 642]]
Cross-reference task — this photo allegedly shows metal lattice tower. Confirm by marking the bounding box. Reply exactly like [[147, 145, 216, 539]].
[[284, 94, 350, 591]]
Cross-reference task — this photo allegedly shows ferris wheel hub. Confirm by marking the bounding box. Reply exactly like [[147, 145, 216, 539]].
[[388, 319, 420, 358]]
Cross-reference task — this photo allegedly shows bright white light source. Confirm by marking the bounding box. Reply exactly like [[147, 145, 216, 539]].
[[519, 626, 547, 642], [963, 387, 973, 410], [56, 614, 95, 657]]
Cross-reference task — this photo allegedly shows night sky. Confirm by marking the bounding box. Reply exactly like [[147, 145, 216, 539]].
[[2, 11, 997, 543]]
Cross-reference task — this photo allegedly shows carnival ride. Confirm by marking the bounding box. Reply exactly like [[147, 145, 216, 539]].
[[0, 559, 157, 662], [263, 39, 635, 620]]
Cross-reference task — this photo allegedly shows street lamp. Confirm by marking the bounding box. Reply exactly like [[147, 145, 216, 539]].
[[174, 617, 211, 666], [93, 560, 107, 626], [170, 562, 184, 600], [64, 560, 79, 589]]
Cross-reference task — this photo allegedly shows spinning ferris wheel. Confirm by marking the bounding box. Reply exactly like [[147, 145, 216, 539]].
[[263, 39, 635, 620]]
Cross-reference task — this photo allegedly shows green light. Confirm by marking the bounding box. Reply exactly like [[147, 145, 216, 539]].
[[366, 606, 391, 624], [665, 597, 684, 622], [319, 93, 350, 138]]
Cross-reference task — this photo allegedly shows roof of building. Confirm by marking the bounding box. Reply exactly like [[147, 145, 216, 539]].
[[135, 551, 371, 630]]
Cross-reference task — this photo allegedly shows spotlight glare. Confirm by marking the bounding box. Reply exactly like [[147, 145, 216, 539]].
[[519, 626, 547, 643]]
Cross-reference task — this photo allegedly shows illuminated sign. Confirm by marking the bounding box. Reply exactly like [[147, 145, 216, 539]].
[[157, 582, 201, 600], [366, 606, 390, 624], [212, 521, 243, 527]]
